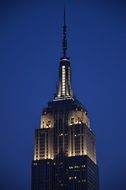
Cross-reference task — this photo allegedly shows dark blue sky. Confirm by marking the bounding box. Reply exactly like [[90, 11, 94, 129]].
[[0, 1, 126, 190]]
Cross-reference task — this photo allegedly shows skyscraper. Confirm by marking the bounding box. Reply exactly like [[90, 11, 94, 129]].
[[31, 10, 99, 190]]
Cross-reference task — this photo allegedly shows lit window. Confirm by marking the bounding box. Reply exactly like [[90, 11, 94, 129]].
[[74, 176, 77, 179], [82, 165, 86, 168], [82, 179, 86, 182], [59, 133, 63, 136], [33, 163, 37, 166], [69, 166, 73, 169]]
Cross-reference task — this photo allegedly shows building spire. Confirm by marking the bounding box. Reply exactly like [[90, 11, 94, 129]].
[[63, 7, 67, 57], [54, 8, 73, 100]]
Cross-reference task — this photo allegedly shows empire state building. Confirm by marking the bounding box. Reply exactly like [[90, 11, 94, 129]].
[[31, 10, 99, 190]]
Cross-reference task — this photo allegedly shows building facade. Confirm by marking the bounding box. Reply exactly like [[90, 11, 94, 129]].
[[31, 10, 99, 190]]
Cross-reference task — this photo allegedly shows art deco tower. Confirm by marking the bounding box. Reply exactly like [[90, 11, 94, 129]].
[[31, 10, 99, 190]]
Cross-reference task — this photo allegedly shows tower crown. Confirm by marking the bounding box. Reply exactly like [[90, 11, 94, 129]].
[[54, 9, 73, 100]]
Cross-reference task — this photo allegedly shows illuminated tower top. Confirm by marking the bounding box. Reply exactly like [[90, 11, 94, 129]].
[[54, 8, 73, 100]]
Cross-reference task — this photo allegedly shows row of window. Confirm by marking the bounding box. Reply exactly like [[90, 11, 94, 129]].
[[68, 177, 86, 182], [69, 165, 86, 169]]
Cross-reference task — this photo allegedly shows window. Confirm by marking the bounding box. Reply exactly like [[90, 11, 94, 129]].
[[82, 179, 86, 182], [82, 165, 86, 168], [33, 163, 37, 166], [71, 117, 74, 124]]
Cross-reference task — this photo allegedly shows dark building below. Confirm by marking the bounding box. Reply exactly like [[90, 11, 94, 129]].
[[32, 155, 99, 190]]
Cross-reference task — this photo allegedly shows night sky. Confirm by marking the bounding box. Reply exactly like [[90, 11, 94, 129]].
[[0, 1, 126, 190]]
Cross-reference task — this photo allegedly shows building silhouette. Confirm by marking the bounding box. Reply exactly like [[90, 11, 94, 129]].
[[31, 10, 99, 190]]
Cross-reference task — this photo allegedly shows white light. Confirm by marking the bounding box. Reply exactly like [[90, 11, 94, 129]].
[[62, 66, 66, 95]]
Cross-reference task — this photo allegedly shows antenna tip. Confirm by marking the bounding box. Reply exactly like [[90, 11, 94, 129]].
[[62, 7, 67, 57]]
